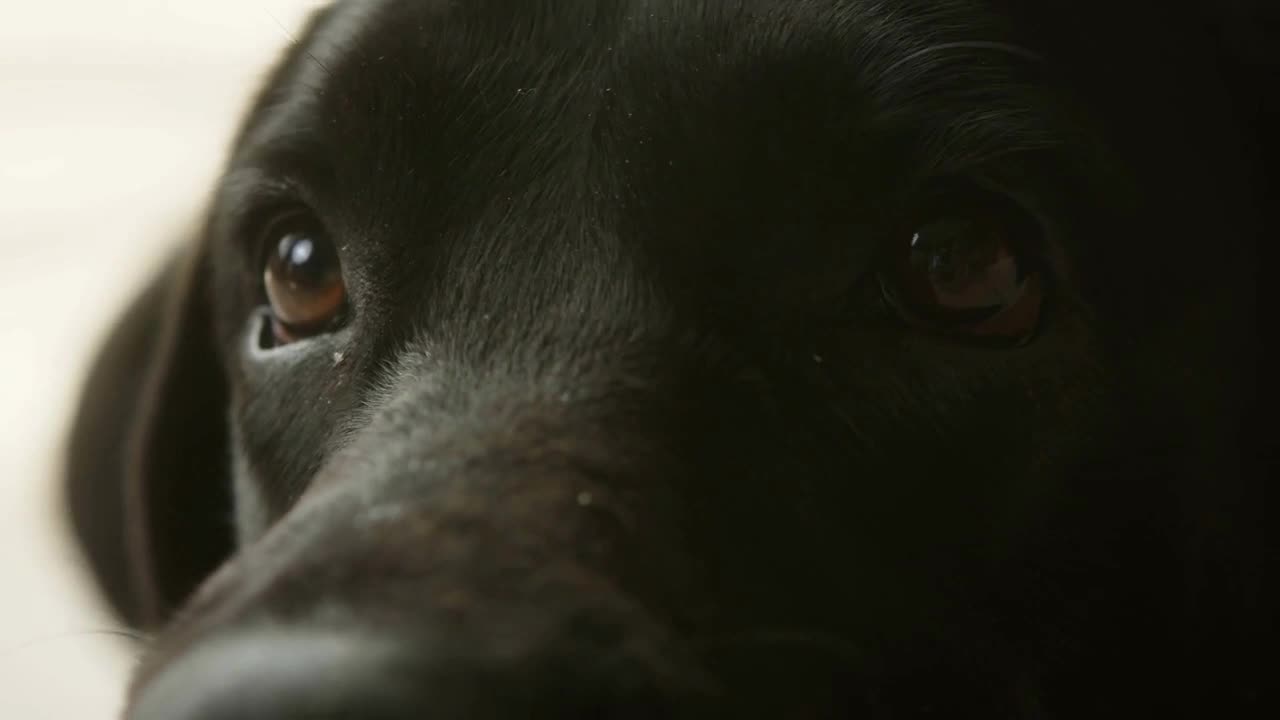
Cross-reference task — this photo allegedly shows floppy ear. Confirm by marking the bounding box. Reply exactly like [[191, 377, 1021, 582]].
[[64, 239, 236, 629]]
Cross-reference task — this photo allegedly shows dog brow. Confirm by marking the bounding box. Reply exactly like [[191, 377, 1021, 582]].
[[864, 39, 1064, 173]]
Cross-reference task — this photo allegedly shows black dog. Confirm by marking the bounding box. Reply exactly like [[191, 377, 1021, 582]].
[[66, 1, 1267, 717]]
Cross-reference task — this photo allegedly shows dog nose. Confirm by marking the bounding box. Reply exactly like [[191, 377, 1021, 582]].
[[128, 626, 705, 719], [128, 630, 422, 720]]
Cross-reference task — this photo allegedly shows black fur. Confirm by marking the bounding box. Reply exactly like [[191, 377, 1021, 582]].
[[66, 1, 1267, 717]]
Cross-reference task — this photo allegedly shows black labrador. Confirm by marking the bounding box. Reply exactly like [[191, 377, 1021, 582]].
[[65, 1, 1268, 717]]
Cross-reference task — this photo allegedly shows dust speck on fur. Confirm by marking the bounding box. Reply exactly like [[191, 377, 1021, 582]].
[[577, 492, 593, 507]]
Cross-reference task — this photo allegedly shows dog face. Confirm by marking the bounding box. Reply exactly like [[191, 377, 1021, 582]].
[[67, 0, 1263, 717]]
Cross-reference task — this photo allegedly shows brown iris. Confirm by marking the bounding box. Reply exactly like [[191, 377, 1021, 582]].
[[879, 184, 1045, 342], [263, 222, 346, 345]]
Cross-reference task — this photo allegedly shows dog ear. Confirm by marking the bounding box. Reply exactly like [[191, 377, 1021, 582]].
[[64, 239, 235, 629]]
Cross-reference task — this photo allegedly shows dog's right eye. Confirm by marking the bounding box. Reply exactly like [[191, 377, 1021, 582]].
[[874, 179, 1046, 345], [261, 216, 347, 346]]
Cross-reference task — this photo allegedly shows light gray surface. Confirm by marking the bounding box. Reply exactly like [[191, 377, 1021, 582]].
[[0, 2, 320, 717]]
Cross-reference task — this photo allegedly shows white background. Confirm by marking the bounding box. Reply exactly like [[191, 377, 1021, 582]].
[[0, 2, 322, 717]]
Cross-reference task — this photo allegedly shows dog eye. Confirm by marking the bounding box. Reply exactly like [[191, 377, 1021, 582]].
[[877, 182, 1045, 343], [262, 216, 346, 345]]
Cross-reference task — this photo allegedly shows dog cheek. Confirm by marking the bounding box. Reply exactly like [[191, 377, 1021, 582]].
[[231, 434, 272, 546]]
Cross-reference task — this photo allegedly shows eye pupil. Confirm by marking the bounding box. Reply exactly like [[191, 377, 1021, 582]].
[[910, 220, 1012, 304], [878, 183, 1045, 343], [274, 233, 336, 288], [262, 218, 347, 345]]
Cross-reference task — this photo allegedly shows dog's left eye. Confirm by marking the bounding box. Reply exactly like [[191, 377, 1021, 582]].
[[876, 181, 1045, 344], [262, 216, 347, 345]]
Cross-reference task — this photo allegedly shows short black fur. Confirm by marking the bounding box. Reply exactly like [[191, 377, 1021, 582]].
[[66, 1, 1267, 717]]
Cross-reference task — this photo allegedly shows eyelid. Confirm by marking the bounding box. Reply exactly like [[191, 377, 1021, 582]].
[[908, 176, 1053, 260], [217, 168, 313, 251]]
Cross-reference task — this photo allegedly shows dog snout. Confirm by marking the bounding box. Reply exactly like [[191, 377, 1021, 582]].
[[128, 630, 416, 720], [128, 617, 712, 720], [126, 455, 715, 718]]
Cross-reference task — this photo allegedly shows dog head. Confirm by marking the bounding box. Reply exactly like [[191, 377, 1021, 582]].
[[67, 1, 1264, 717]]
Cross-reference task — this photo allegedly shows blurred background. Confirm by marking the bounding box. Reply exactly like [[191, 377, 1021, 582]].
[[0, 2, 320, 717]]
